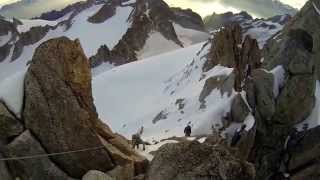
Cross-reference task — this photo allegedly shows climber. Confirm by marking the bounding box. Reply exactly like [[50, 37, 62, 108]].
[[279, 127, 303, 178], [132, 126, 146, 151], [230, 124, 246, 147], [184, 122, 192, 137]]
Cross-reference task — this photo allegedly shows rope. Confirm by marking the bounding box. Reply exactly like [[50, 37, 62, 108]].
[[0, 146, 105, 161]]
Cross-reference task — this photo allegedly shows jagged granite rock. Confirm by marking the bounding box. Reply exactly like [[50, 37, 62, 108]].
[[82, 170, 115, 180], [203, 24, 242, 71], [90, 45, 111, 68], [245, 69, 275, 122], [230, 94, 250, 123], [204, 11, 253, 31], [23, 37, 114, 177], [107, 0, 189, 64], [272, 74, 315, 125], [264, 29, 314, 72], [0, 102, 24, 139], [146, 140, 255, 180], [263, 0, 320, 79], [203, 24, 261, 74], [2, 130, 74, 180]]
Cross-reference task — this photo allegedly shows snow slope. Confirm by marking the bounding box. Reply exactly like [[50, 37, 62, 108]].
[[0, 1, 209, 82], [64, 4, 133, 56], [0, 3, 134, 82], [136, 31, 181, 59], [93, 41, 253, 143]]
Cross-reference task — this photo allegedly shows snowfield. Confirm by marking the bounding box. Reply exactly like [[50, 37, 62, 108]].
[[93, 41, 253, 143], [0, 2, 209, 82], [64, 4, 134, 56]]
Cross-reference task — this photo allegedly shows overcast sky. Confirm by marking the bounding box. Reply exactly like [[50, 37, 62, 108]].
[[164, 0, 308, 18], [0, 0, 309, 19]]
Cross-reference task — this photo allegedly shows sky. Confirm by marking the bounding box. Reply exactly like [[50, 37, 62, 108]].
[[0, 0, 19, 7], [0, 0, 309, 19], [164, 0, 308, 18]]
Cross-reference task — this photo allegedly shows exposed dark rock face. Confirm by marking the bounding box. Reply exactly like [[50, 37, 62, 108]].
[[251, 11, 317, 178], [35, 1, 96, 21], [203, 24, 242, 71], [2, 130, 74, 180], [203, 24, 261, 92], [146, 140, 255, 180], [204, 11, 290, 33], [0, 18, 19, 62], [199, 73, 235, 105], [11, 25, 51, 62], [171, 7, 205, 31], [0, 18, 19, 37], [23, 37, 114, 177], [105, 0, 201, 65], [0, 102, 24, 139], [272, 74, 315, 125], [88, 2, 117, 24], [204, 11, 253, 31], [90, 45, 111, 68], [245, 69, 275, 124], [264, 0, 320, 79], [0, 44, 13, 62]]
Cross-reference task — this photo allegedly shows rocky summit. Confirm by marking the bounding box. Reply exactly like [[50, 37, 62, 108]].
[[0, 0, 320, 180]]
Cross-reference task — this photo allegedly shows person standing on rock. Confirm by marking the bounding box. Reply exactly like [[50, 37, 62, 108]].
[[184, 122, 192, 137], [230, 124, 246, 147], [132, 126, 146, 151]]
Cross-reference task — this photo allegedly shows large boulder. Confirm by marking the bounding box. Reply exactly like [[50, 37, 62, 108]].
[[263, 0, 320, 79], [146, 140, 255, 180], [272, 74, 315, 125], [245, 69, 275, 122], [23, 37, 114, 177], [2, 130, 74, 180], [0, 102, 24, 139], [82, 170, 114, 180]]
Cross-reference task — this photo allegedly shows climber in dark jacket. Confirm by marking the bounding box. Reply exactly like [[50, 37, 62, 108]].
[[184, 123, 192, 137], [230, 124, 246, 147]]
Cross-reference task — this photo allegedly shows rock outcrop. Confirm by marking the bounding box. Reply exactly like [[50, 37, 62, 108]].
[[202, 24, 261, 92], [0, 102, 24, 139], [2, 131, 74, 180], [146, 140, 255, 180], [4, 37, 149, 179], [264, 0, 320, 79], [82, 170, 115, 180], [23, 37, 114, 177], [88, 1, 117, 24]]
